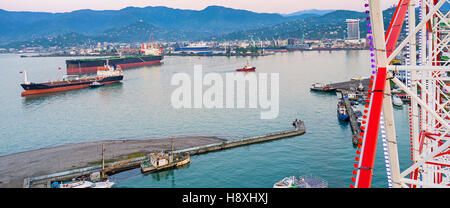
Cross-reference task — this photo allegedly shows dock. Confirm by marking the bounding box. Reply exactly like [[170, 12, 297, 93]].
[[340, 91, 362, 145], [331, 78, 370, 145], [321, 78, 370, 146], [24, 121, 306, 188], [330, 78, 371, 92]]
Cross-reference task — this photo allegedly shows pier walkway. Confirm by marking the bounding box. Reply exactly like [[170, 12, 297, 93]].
[[25, 122, 306, 188], [340, 91, 362, 145], [326, 78, 368, 146]]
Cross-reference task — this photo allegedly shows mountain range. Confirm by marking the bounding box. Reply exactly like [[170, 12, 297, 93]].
[[282, 9, 335, 17], [3, 3, 448, 48], [0, 5, 320, 46]]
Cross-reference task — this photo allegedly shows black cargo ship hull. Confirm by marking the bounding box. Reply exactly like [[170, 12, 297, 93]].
[[66, 55, 163, 74], [21, 75, 123, 96]]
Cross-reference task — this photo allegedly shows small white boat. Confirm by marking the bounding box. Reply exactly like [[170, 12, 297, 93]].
[[273, 176, 327, 188], [59, 181, 92, 188], [72, 181, 93, 188], [58, 180, 114, 188], [90, 81, 104, 88], [393, 95, 403, 107], [91, 180, 115, 188]]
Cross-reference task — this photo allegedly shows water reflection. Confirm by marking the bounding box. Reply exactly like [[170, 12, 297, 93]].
[[143, 163, 190, 183]]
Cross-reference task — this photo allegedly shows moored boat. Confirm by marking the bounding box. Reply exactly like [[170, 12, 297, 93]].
[[392, 95, 403, 107], [310, 83, 336, 92], [273, 176, 327, 188], [57, 180, 114, 188], [337, 100, 349, 121], [141, 151, 190, 173]]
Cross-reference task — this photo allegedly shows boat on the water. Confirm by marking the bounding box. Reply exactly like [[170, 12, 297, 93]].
[[310, 83, 336, 92], [273, 176, 327, 188], [57, 180, 115, 188], [236, 59, 256, 71], [392, 95, 403, 107], [66, 42, 163, 75], [140, 151, 190, 173], [337, 100, 349, 121], [90, 81, 104, 88], [236, 66, 256, 72], [20, 63, 123, 96]]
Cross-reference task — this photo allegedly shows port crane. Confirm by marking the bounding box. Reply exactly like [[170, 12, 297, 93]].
[[352, 0, 449, 188]]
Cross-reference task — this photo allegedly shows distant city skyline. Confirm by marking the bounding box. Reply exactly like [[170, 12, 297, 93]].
[[1, 0, 395, 13]]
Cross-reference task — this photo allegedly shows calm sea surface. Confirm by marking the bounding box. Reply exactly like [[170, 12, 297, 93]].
[[0, 51, 411, 188]]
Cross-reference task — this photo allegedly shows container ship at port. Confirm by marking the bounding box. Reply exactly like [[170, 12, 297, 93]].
[[20, 64, 123, 96], [66, 43, 163, 75]]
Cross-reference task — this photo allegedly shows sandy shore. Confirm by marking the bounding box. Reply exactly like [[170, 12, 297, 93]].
[[0, 136, 224, 188]]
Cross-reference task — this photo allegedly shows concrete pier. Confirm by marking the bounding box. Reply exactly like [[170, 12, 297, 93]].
[[340, 91, 362, 145], [324, 78, 369, 146], [330, 78, 371, 92], [25, 122, 306, 188]]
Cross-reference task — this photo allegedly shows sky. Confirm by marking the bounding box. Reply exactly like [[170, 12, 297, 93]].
[[0, 0, 396, 14]]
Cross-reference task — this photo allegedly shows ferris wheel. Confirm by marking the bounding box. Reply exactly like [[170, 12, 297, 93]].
[[352, 0, 449, 188]]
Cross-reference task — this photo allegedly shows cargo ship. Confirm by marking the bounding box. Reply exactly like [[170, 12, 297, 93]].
[[66, 43, 163, 75], [20, 64, 123, 96]]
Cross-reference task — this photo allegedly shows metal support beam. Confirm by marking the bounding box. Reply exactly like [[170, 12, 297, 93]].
[[408, 0, 420, 162], [387, 0, 447, 64], [356, 0, 401, 188]]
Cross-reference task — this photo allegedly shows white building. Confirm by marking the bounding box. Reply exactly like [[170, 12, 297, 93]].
[[346, 19, 361, 40]]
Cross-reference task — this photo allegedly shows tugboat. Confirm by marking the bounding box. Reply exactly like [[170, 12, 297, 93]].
[[20, 62, 123, 96], [337, 100, 349, 121], [273, 175, 327, 188], [236, 59, 256, 72], [310, 83, 336, 92]]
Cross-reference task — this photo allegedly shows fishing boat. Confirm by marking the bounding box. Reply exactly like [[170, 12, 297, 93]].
[[273, 176, 327, 188], [310, 83, 336, 92], [337, 100, 350, 121], [140, 151, 190, 173], [20, 62, 123, 96], [392, 95, 403, 107]]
